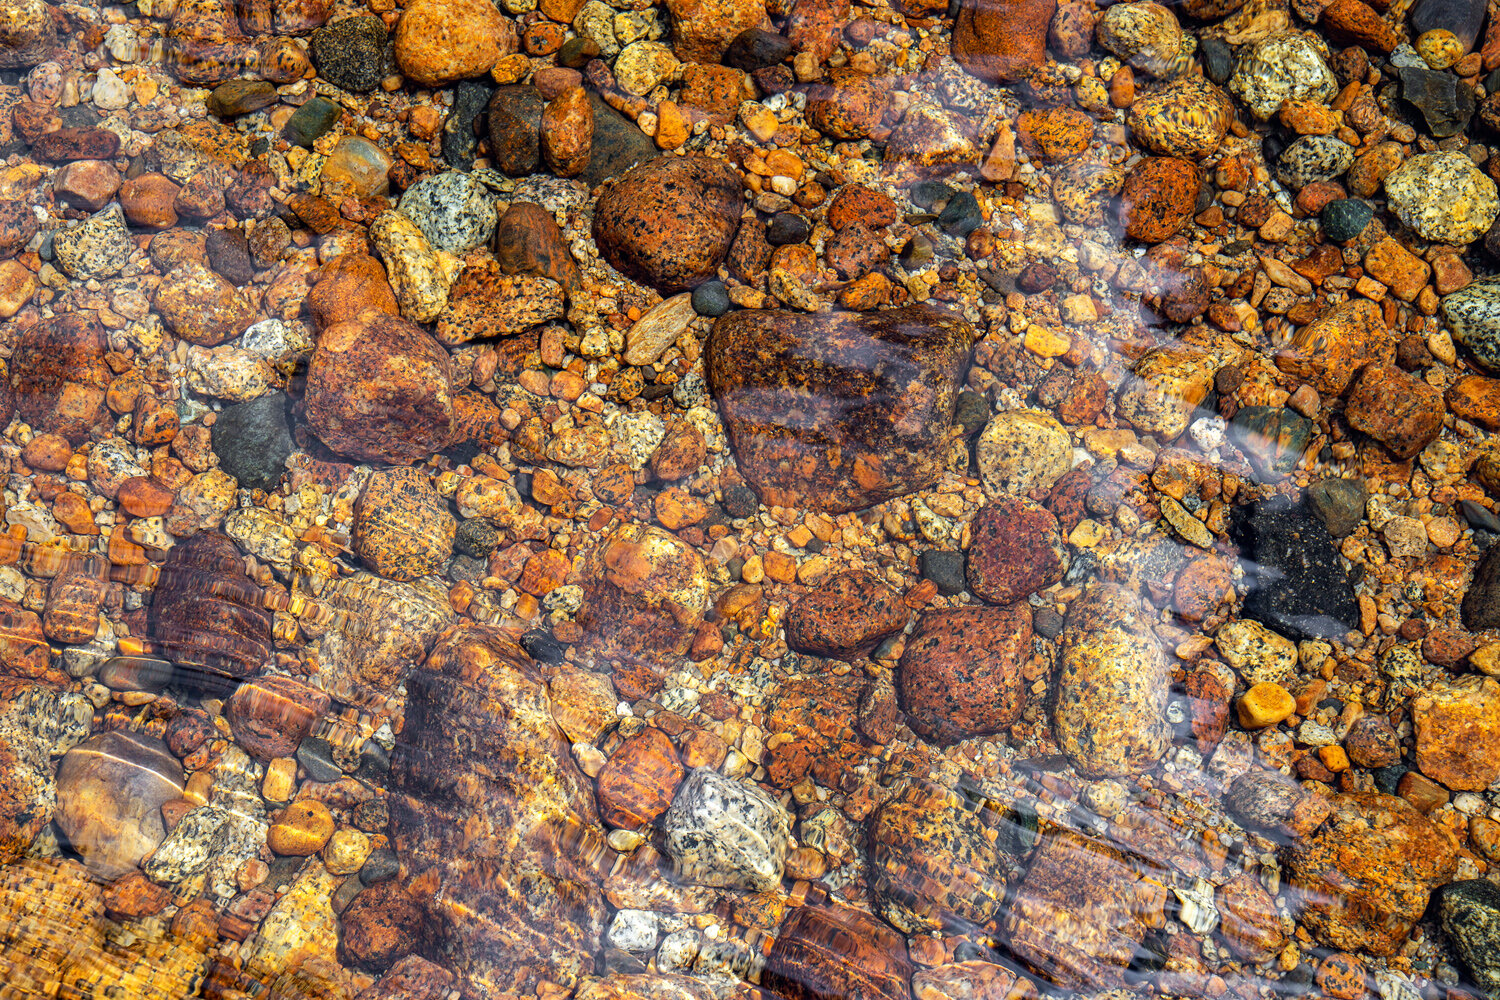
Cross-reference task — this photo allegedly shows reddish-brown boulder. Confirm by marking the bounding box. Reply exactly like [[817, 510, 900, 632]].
[[953, 0, 1056, 83], [785, 571, 908, 659], [966, 498, 1066, 605], [1118, 156, 1199, 243], [898, 605, 1032, 745]]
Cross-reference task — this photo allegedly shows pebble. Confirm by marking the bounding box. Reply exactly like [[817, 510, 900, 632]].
[[1275, 134, 1354, 190], [1118, 156, 1199, 242], [266, 800, 336, 856], [282, 96, 342, 148], [1410, 675, 1500, 790], [370, 210, 461, 323], [899, 605, 1032, 744], [394, 0, 515, 87], [966, 498, 1066, 604], [662, 767, 790, 891], [1096, 2, 1184, 78], [1127, 77, 1230, 159], [1231, 495, 1358, 640], [1384, 151, 1499, 245], [1320, 198, 1373, 242], [1438, 880, 1500, 993], [976, 409, 1073, 498], [398, 170, 497, 254], [1228, 32, 1337, 120], [1215, 619, 1299, 686], [206, 80, 277, 117], [310, 16, 387, 92], [1400, 65, 1475, 138], [52, 205, 133, 281], [952, 0, 1054, 83], [54, 731, 182, 879]]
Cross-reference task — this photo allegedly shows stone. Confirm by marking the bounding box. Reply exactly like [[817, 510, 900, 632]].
[[151, 532, 272, 685], [595, 727, 683, 829], [307, 253, 400, 329], [394, 0, 515, 88], [1401, 66, 1474, 139], [885, 103, 982, 168], [613, 41, 677, 96], [153, 261, 259, 346], [487, 86, 546, 176], [1119, 330, 1242, 438], [354, 467, 456, 582], [1322, 198, 1374, 242], [120, 173, 180, 229], [898, 605, 1033, 745], [1344, 364, 1445, 460], [310, 16, 386, 92], [53, 159, 120, 212], [1305, 477, 1367, 538], [1411, 675, 1500, 790], [805, 68, 889, 140], [1119, 156, 1198, 243], [437, 259, 565, 346], [965, 498, 1065, 604], [541, 85, 592, 177], [1287, 792, 1458, 955], [205, 228, 255, 284], [304, 308, 455, 464], [54, 731, 182, 879], [494, 201, 584, 294], [664, 0, 765, 64], [708, 305, 973, 512], [0, 683, 90, 863], [1231, 495, 1358, 641], [1217, 874, 1287, 963], [11, 313, 109, 445], [309, 573, 454, 707], [592, 155, 742, 293], [1228, 32, 1338, 120], [321, 136, 393, 199], [1054, 585, 1170, 777], [283, 96, 342, 147], [1228, 406, 1313, 480], [32, 127, 119, 162], [1215, 619, 1298, 686], [52, 205, 133, 281], [1320, 0, 1399, 53], [1438, 880, 1500, 994], [1411, 0, 1486, 50], [1384, 151, 1499, 245], [442, 78, 495, 169], [952, 0, 1055, 84], [206, 79, 276, 116], [267, 799, 335, 856], [1127, 77, 1231, 159], [624, 293, 696, 366], [212, 392, 293, 492], [1275, 298, 1391, 394], [398, 171, 496, 254], [581, 94, 657, 187], [1276, 134, 1354, 190], [0, 0, 54, 68], [1237, 682, 1296, 728], [1096, 2, 1183, 78], [226, 674, 330, 762], [662, 766, 790, 891], [786, 571, 907, 658], [370, 209, 461, 323], [1445, 277, 1500, 372], [388, 624, 608, 993], [976, 410, 1072, 499]]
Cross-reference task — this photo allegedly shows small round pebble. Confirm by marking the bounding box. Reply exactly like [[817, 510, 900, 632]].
[[1321, 198, 1374, 242], [266, 800, 336, 856], [919, 549, 966, 596], [766, 213, 810, 245], [691, 280, 731, 317], [360, 847, 401, 884]]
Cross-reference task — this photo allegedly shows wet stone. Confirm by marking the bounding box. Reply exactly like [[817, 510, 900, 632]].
[[284, 96, 342, 147], [966, 497, 1065, 604], [54, 731, 182, 879], [442, 78, 495, 169], [1384, 151, 1499, 245], [398, 170, 496, 254], [785, 570, 907, 659], [920, 550, 967, 596], [53, 205, 133, 281], [226, 675, 331, 762], [206, 79, 276, 116], [1231, 495, 1358, 640], [1400, 65, 1475, 138], [1228, 406, 1313, 480], [1321, 198, 1373, 242], [1305, 477, 1367, 538], [212, 392, 293, 492], [1228, 32, 1337, 120], [898, 604, 1033, 745], [310, 16, 387, 93], [662, 767, 790, 891], [952, 0, 1055, 84], [763, 903, 912, 1000], [1410, 674, 1500, 790], [1438, 880, 1500, 994]]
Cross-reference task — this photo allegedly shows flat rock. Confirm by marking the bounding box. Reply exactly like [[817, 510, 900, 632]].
[[1230, 495, 1358, 640], [785, 570, 908, 659]]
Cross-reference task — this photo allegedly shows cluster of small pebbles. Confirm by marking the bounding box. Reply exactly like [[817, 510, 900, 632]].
[[6, 0, 1500, 997]]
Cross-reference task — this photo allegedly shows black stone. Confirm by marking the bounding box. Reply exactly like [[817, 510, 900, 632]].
[[1229, 495, 1359, 641], [310, 16, 387, 93], [1438, 879, 1500, 994], [359, 848, 400, 885], [205, 228, 254, 286], [443, 78, 496, 170], [58, 105, 101, 129], [296, 736, 344, 783], [1411, 0, 1488, 51], [448, 554, 486, 584], [953, 390, 989, 437], [283, 97, 342, 148], [1304, 477, 1367, 538], [1031, 605, 1064, 639], [581, 93, 656, 188], [355, 740, 390, 781], [211, 392, 293, 492], [722, 27, 794, 72], [454, 518, 499, 558], [919, 549, 966, 596], [486, 86, 545, 176], [910, 180, 954, 210], [938, 191, 983, 236], [1320, 198, 1373, 242], [767, 212, 811, 245], [1372, 764, 1405, 795], [721, 483, 759, 518], [520, 629, 565, 664], [1462, 544, 1500, 630], [1462, 499, 1500, 533], [692, 279, 731, 317], [1400, 66, 1476, 139], [1200, 36, 1234, 85], [1227, 406, 1312, 481]]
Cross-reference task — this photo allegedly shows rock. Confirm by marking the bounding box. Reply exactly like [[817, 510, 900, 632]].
[[975, 410, 1072, 498], [205, 228, 255, 284], [965, 498, 1065, 604], [1053, 584, 1170, 777], [541, 85, 591, 177], [1215, 619, 1298, 685], [1228, 32, 1337, 120], [1004, 829, 1151, 991], [952, 0, 1055, 84], [398, 171, 496, 254], [1217, 873, 1287, 962], [310, 16, 386, 92], [1438, 880, 1500, 994], [664, 0, 765, 63], [1227, 406, 1313, 481], [0, 0, 55, 68], [763, 903, 912, 1000], [1127, 77, 1231, 159], [394, 0, 515, 88], [153, 262, 259, 346], [898, 605, 1032, 745], [707, 305, 974, 512], [624, 293, 696, 366], [1411, 675, 1500, 790], [494, 200, 584, 294], [150, 532, 272, 685], [226, 674, 330, 761], [267, 799, 335, 856], [321, 136, 394, 199], [389, 625, 607, 992], [1320, 0, 1399, 53], [595, 727, 683, 829], [11, 313, 109, 445], [1275, 297, 1391, 394], [1118, 156, 1198, 243], [437, 258, 565, 346], [119, 172, 180, 229], [1321, 198, 1374, 241], [1411, 0, 1486, 50], [662, 766, 790, 891], [1287, 792, 1458, 955], [805, 68, 889, 140], [1445, 277, 1500, 372], [353, 467, 456, 582], [1096, 1, 1183, 78], [691, 280, 730, 317], [0, 603, 64, 686], [1384, 151, 1499, 245], [304, 308, 455, 464], [307, 253, 400, 329], [1401, 65, 1474, 138], [52, 205, 133, 280], [140, 744, 267, 898], [487, 85, 546, 176], [1305, 477, 1367, 538], [54, 731, 182, 879], [592, 155, 742, 293], [206, 79, 276, 116], [283, 95, 342, 147], [33, 127, 120, 162], [785, 571, 908, 658], [53, 159, 120, 211], [1344, 363, 1445, 460], [0, 683, 90, 863], [442, 78, 495, 169], [1231, 495, 1358, 641], [212, 392, 293, 491], [310, 572, 454, 707], [1119, 330, 1242, 438], [1226, 769, 1332, 839], [370, 210, 461, 323], [42, 569, 104, 644], [1276, 134, 1355, 190], [613, 41, 678, 96], [581, 93, 657, 187]]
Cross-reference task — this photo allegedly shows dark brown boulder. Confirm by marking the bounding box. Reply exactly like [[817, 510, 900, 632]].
[[897, 605, 1032, 745], [225, 675, 331, 761], [495, 201, 584, 295], [149, 532, 271, 686], [11, 313, 109, 445], [952, 0, 1055, 83], [707, 305, 974, 513], [764, 902, 913, 1000], [592, 154, 743, 293]]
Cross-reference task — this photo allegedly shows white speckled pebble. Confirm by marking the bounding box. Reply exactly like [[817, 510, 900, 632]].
[[662, 766, 790, 891]]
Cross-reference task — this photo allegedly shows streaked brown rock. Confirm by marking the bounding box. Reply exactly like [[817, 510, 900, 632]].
[[54, 731, 183, 879], [226, 674, 332, 761], [11, 312, 110, 445], [595, 727, 683, 829], [952, 0, 1055, 83], [1345, 363, 1444, 460], [764, 902, 913, 1000], [150, 531, 272, 685], [353, 467, 457, 582]]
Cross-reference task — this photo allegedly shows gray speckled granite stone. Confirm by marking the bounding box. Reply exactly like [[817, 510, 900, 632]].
[[1439, 879, 1500, 992], [1444, 277, 1500, 372], [662, 767, 790, 891], [397, 170, 497, 254]]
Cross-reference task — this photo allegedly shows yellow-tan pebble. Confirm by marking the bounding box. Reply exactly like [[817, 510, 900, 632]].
[[1318, 745, 1350, 772], [321, 827, 372, 875], [1416, 29, 1463, 70], [1237, 682, 1296, 728], [266, 801, 335, 856], [261, 757, 297, 803]]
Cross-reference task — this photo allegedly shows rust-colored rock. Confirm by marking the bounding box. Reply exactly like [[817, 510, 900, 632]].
[[592, 154, 743, 293], [11, 312, 109, 445], [785, 570, 908, 659], [595, 727, 683, 829], [707, 305, 974, 513], [1275, 298, 1392, 396], [952, 0, 1056, 83], [304, 308, 455, 465], [1118, 156, 1199, 243], [1344, 363, 1445, 460], [898, 605, 1032, 745], [150, 531, 272, 685], [966, 498, 1066, 605], [226, 674, 331, 762], [306, 254, 399, 330], [763, 902, 913, 1000], [1321, 0, 1399, 53], [1411, 674, 1500, 791], [354, 467, 457, 582], [42, 569, 105, 645], [0, 600, 64, 686]]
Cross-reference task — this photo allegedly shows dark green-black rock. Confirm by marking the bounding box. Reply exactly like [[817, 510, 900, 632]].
[[722, 27, 793, 71], [1200, 37, 1234, 84], [581, 93, 657, 188], [692, 280, 731, 317], [1463, 544, 1500, 630], [1230, 495, 1358, 641], [283, 97, 343, 148], [443, 78, 496, 170], [310, 16, 387, 93], [920, 550, 966, 596], [1400, 66, 1475, 139], [211, 392, 293, 492], [1321, 198, 1373, 242], [1438, 879, 1500, 993], [1227, 406, 1312, 480], [1304, 477, 1367, 538], [939, 191, 983, 236]]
